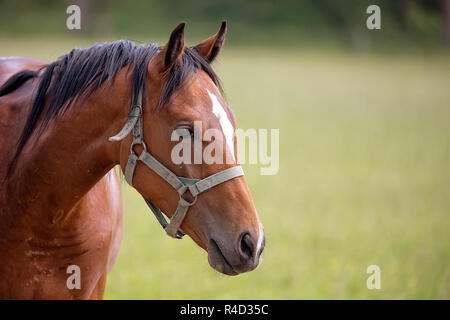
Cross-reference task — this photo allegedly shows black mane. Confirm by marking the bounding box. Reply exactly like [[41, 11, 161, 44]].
[[0, 40, 221, 175]]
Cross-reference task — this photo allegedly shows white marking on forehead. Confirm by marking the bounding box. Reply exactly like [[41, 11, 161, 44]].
[[207, 89, 235, 161]]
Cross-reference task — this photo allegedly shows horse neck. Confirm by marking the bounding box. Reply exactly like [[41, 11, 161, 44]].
[[4, 72, 132, 224]]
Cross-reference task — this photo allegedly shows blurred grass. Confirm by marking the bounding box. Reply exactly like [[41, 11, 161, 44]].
[[1, 36, 449, 299]]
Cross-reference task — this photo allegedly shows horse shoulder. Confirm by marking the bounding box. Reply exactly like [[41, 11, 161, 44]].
[[71, 168, 123, 274]]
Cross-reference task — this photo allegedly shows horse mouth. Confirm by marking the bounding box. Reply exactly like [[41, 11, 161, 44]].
[[207, 239, 239, 276]]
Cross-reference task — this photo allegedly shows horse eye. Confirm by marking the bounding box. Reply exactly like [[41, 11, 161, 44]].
[[175, 125, 193, 138]]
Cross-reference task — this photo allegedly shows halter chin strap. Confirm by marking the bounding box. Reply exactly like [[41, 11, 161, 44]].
[[109, 87, 244, 239]]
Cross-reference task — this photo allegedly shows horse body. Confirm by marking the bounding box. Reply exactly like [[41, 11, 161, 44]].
[[0, 57, 122, 299]]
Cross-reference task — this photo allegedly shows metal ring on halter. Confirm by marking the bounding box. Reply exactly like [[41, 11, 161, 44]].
[[179, 192, 198, 207], [130, 140, 147, 155]]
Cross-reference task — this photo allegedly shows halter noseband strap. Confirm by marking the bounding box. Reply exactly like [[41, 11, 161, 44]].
[[109, 87, 244, 239]]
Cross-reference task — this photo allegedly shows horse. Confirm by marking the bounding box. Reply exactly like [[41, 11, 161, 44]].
[[0, 21, 265, 299]]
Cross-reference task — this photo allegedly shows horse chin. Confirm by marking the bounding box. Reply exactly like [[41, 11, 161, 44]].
[[207, 239, 239, 276]]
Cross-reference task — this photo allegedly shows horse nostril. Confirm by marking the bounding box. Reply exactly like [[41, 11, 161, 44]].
[[239, 233, 254, 260]]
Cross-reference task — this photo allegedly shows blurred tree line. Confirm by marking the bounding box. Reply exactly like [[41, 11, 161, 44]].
[[0, 0, 448, 49]]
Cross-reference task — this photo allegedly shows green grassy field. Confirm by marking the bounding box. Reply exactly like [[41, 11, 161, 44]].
[[1, 36, 449, 299]]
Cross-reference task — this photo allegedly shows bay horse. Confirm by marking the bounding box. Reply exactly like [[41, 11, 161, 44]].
[[0, 22, 265, 299]]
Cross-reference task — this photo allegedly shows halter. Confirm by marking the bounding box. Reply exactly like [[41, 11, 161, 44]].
[[108, 86, 244, 239]]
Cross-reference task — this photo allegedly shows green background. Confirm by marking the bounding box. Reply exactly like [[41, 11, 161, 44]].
[[0, 0, 449, 299]]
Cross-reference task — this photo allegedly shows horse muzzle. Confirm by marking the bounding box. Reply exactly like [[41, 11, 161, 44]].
[[207, 229, 265, 276]]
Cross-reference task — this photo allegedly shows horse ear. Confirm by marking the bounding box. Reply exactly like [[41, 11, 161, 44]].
[[160, 22, 185, 71], [193, 20, 227, 63]]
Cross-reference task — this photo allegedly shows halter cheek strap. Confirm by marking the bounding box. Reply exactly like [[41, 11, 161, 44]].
[[109, 87, 244, 239]]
